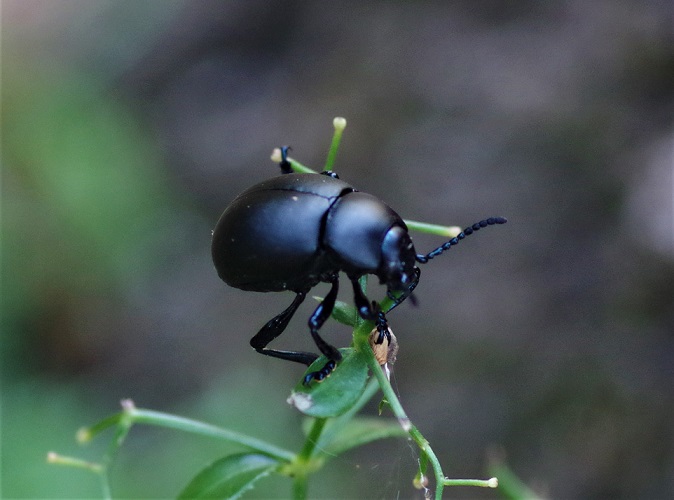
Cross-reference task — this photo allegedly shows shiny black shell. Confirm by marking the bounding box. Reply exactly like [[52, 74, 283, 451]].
[[211, 173, 406, 292]]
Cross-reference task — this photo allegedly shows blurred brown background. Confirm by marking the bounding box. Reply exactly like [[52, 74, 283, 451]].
[[2, 1, 673, 498]]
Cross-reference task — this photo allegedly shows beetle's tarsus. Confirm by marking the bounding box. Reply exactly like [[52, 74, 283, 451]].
[[375, 309, 391, 345], [303, 359, 337, 385]]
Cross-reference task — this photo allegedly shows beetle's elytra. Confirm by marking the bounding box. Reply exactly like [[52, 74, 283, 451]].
[[212, 147, 506, 384]]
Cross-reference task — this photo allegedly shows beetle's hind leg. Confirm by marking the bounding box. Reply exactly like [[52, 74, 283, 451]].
[[250, 291, 319, 366], [303, 275, 343, 385]]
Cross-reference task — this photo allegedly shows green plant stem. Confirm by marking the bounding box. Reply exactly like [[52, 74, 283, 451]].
[[292, 472, 308, 500], [298, 418, 328, 460], [125, 407, 295, 462], [324, 117, 346, 171], [47, 451, 111, 498], [287, 157, 316, 174], [81, 402, 295, 462], [98, 471, 112, 500], [444, 478, 499, 488], [355, 325, 446, 499], [487, 459, 533, 498], [292, 418, 328, 500], [404, 219, 462, 237], [57, 400, 297, 498], [356, 283, 496, 499], [130, 402, 295, 461]]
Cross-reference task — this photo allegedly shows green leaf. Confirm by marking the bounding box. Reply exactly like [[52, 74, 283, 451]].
[[302, 415, 407, 458], [287, 348, 369, 418], [322, 416, 408, 456], [331, 300, 358, 326], [178, 453, 280, 500]]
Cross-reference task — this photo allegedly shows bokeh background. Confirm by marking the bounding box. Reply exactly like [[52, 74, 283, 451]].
[[2, 1, 673, 498]]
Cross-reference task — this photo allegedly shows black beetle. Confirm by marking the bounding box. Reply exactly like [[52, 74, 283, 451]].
[[212, 147, 506, 384]]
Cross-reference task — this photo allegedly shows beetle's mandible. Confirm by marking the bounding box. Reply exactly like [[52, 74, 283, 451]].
[[211, 147, 506, 384]]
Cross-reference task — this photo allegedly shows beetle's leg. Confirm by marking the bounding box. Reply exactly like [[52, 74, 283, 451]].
[[349, 277, 390, 345], [279, 146, 293, 174], [307, 276, 342, 360], [303, 276, 343, 384], [416, 217, 507, 263], [350, 277, 376, 320], [249, 291, 319, 366], [371, 301, 392, 345], [303, 359, 338, 385]]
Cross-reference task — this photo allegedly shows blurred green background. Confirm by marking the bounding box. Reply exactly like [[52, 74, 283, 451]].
[[2, 1, 673, 498]]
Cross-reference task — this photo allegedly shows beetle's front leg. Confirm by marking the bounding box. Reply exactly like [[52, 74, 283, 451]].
[[350, 277, 376, 320], [349, 277, 390, 345], [372, 306, 391, 346], [303, 275, 343, 384]]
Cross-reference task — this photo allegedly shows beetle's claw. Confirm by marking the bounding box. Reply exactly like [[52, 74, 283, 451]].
[[303, 359, 337, 385]]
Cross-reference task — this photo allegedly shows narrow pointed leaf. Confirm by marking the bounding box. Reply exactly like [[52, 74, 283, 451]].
[[331, 300, 358, 326], [178, 453, 280, 499], [321, 416, 408, 456]]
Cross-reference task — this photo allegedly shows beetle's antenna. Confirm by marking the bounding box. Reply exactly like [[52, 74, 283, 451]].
[[416, 217, 507, 263]]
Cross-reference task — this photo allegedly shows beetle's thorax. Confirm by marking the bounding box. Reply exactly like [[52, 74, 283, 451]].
[[322, 191, 411, 279]]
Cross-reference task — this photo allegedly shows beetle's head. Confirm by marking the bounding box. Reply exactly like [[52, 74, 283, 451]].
[[379, 225, 417, 292]]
